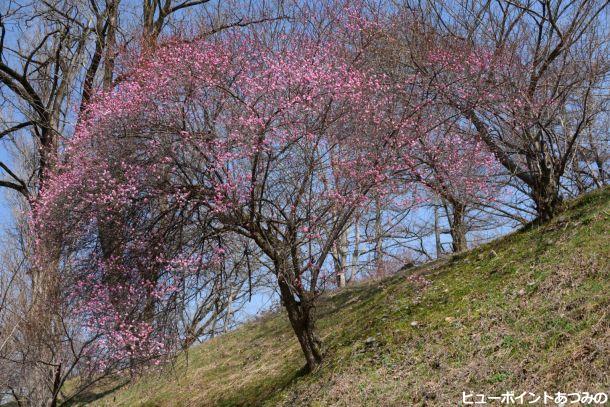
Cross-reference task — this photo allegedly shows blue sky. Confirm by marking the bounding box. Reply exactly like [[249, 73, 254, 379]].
[[0, 149, 16, 231]]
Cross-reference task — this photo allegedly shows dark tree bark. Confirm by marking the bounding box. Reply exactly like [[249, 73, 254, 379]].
[[531, 177, 561, 222], [277, 276, 323, 372], [448, 200, 468, 253], [49, 363, 62, 407]]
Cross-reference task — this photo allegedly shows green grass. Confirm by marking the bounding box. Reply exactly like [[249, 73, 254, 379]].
[[74, 188, 610, 406]]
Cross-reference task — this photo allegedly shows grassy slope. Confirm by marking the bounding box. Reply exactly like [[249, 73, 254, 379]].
[[84, 188, 609, 406]]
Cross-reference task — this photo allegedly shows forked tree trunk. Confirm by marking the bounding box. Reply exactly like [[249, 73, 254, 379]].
[[277, 277, 323, 371]]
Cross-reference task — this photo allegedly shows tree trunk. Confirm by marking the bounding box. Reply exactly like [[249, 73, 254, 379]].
[[527, 136, 562, 222], [277, 277, 322, 371], [374, 198, 384, 278], [349, 217, 360, 284], [336, 270, 346, 288], [532, 179, 561, 223], [223, 287, 235, 333], [332, 230, 348, 288], [465, 110, 564, 224], [287, 305, 323, 372], [450, 202, 467, 253], [433, 196, 443, 258], [49, 363, 62, 407]]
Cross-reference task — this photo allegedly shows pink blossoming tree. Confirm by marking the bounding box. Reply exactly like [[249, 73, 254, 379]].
[[34, 25, 430, 370], [411, 120, 501, 252]]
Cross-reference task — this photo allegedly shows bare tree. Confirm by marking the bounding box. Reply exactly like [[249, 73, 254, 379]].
[[401, 0, 610, 221]]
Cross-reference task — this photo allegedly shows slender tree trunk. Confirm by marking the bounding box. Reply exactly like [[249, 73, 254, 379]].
[[349, 217, 360, 284], [433, 196, 443, 258], [49, 363, 62, 407], [336, 268, 346, 288], [28, 245, 63, 407], [595, 156, 606, 186], [374, 198, 384, 278], [223, 287, 234, 333], [332, 230, 347, 288], [103, 1, 118, 89]]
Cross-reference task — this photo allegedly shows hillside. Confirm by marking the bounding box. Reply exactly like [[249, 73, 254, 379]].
[[76, 188, 609, 406]]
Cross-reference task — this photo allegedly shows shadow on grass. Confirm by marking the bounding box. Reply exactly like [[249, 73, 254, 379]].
[[61, 380, 128, 406], [215, 365, 309, 407]]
